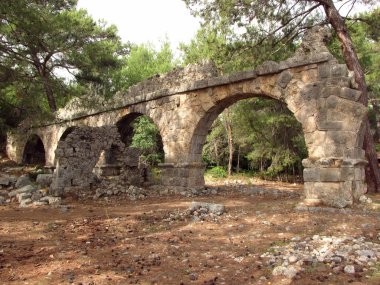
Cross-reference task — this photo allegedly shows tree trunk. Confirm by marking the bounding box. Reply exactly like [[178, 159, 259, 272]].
[[237, 145, 240, 173], [213, 141, 220, 166], [41, 75, 57, 112], [321, 0, 380, 192], [223, 109, 234, 176], [371, 99, 380, 143], [33, 57, 57, 113]]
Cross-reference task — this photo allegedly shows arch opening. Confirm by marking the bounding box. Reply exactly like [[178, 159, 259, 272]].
[[116, 112, 164, 168], [59, 126, 78, 142], [191, 96, 307, 183], [22, 134, 46, 165]]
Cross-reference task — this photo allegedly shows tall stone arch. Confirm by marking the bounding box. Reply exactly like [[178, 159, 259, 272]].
[[159, 26, 367, 208]]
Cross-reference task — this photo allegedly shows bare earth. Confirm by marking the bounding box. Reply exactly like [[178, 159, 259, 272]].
[[1, 175, 380, 285]]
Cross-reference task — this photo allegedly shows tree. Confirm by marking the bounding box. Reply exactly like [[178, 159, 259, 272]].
[[329, 8, 380, 139], [120, 42, 177, 166], [184, 0, 380, 191], [115, 41, 177, 90], [131, 116, 164, 166], [233, 98, 307, 180], [0, 0, 126, 114]]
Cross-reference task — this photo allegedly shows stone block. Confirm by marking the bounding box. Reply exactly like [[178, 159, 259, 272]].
[[36, 174, 53, 187], [321, 86, 340, 98], [318, 64, 330, 79], [326, 95, 338, 108], [256, 61, 280, 75], [208, 75, 229, 86], [8, 185, 37, 197], [352, 181, 367, 200], [302, 159, 315, 168], [16, 192, 32, 203], [331, 64, 348, 77], [313, 182, 353, 208], [228, 70, 257, 82], [15, 175, 31, 189], [325, 131, 347, 145], [301, 83, 321, 100], [0, 175, 17, 186], [277, 70, 293, 89], [354, 167, 365, 181], [344, 148, 366, 160], [340, 167, 354, 181], [325, 77, 350, 88], [319, 168, 341, 182], [301, 116, 317, 133], [339, 87, 361, 101], [316, 120, 343, 131], [303, 168, 320, 182]]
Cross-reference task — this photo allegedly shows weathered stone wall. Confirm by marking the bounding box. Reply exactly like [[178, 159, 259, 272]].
[[55, 61, 218, 121], [51, 126, 143, 193]]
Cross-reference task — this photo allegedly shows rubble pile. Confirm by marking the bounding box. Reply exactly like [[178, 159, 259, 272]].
[[261, 235, 380, 279], [0, 173, 60, 207]]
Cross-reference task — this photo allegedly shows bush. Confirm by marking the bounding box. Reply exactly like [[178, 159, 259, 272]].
[[206, 166, 227, 178]]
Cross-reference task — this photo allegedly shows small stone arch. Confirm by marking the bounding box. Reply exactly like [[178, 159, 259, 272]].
[[22, 134, 46, 165]]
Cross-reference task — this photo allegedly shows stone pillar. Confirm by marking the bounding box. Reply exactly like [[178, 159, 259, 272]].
[[158, 162, 206, 189], [303, 157, 367, 208]]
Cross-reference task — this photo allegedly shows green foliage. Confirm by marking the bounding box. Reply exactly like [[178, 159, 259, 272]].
[[180, 25, 297, 74], [115, 41, 177, 90], [329, 8, 380, 98], [206, 166, 228, 178], [201, 98, 307, 179], [130, 116, 164, 166], [182, 0, 321, 73], [235, 98, 307, 177], [0, 0, 127, 127]]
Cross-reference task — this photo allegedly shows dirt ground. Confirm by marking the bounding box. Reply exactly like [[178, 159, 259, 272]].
[[1, 174, 380, 285]]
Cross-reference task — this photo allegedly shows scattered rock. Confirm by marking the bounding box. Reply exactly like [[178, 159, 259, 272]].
[[189, 202, 225, 216], [344, 265, 355, 274], [189, 272, 198, 281], [8, 185, 37, 197], [0, 175, 17, 187], [36, 174, 53, 187], [262, 235, 380, 278], [15, 174, 32, 188], [359, 195, 372, 204], [40, 196, 61, 205], [19, 198, 33, 207], [272, 265, 299, 278]]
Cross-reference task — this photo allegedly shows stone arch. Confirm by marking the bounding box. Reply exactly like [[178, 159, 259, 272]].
[[22, 134, 46, 165], [183, 93, 302, 189]]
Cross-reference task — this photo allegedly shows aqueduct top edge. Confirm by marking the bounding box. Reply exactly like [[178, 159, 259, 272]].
[[29, 27, 336, 128]]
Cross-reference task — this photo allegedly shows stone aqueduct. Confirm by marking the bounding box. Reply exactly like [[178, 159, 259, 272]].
[[6, 27, 368, 208]]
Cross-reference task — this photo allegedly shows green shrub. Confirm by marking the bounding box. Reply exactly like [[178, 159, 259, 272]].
[[206, 166, 227, 178]]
